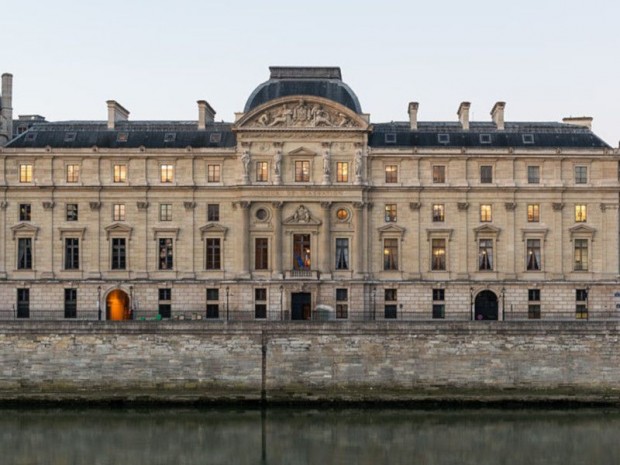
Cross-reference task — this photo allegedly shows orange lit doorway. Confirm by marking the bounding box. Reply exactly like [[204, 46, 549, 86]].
[[106, 289, 131, 320]]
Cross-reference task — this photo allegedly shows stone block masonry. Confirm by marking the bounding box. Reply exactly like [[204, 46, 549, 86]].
[[1, 321, 620, 404]]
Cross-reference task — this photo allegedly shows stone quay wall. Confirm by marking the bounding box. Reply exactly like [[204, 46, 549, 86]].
[[1, 321, 620, 403]]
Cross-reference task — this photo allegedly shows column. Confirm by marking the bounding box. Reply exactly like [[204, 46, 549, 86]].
[[272, 201, 283, 278], [320, 202, 331, 278], [353, 202, 365, 278], [240, 201, 251, 277]]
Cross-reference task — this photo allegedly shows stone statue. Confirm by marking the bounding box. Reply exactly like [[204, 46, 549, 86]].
[[354, 149, 363, 178], [241, 150, 251, 175], [323, 150, 331, 176], [274, 150, 282, 176]]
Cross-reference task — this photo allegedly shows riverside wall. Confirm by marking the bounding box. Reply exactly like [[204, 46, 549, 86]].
[[1, 321, 620, 404]]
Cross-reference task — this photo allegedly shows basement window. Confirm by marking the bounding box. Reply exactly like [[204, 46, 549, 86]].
[[116, 132, 129, 143], [164, 133, 176, 143], [479, 134, 492, 144], [438, 134, 450, 144], [522, 134, 535, 144], [64, 132, 77, 142]]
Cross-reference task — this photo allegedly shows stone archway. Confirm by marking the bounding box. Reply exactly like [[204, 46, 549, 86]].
[[106, 289, 131, 320], [474, 290, 498, 321]]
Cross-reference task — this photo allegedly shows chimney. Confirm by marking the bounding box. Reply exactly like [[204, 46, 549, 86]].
[[197, 100, 216, 130], [457, 101, 471, 130], [1, 73, 14, 144], [562, 116, 593, 130], [408, 102, 419, 130], [491, 101, 506, 131], [106, 100, 129, 129]]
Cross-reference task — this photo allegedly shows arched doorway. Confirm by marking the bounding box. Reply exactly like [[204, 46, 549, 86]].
[[474, 290, 498, 320], [106, 289, 131, 320]]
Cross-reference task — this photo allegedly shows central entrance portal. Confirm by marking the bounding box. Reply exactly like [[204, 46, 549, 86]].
[[106, 289, 131, 320], [474, 290, 498, 320], [291, 292, 311, 320]]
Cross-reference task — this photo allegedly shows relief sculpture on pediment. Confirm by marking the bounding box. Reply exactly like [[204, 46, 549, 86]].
[[251, 99, 357, 129]]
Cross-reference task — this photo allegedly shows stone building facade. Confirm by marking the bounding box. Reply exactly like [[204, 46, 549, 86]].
[[0, 67, 618, 321]]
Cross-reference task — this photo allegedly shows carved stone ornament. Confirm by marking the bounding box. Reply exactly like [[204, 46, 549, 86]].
[[409, 202, 421, 211], [283, 205, 322, 225], [183, 201, 196, 211], [457, 202, 469, 211], [42, 201, 55, 211], [137, 202, 149, 211], [89, 202, 102, 211], [552, 203, 564, 211], [504, 202, 517, 211], [0, 201, 7, 210]]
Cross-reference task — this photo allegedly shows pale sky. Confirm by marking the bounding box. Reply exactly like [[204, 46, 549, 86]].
[[4, 0, 620, 146]]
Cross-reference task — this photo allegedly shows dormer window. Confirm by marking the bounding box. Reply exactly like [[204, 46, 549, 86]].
[[384, 133, 397, 144], [522, 134, 535, 144], [438, 134, 450, 144], [479, 134, 492, 144], [116, 132, 129, 143], [64, 132, 77, 142], [164, 133, 176, 143]]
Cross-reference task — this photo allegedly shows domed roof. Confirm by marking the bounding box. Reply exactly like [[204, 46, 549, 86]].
[[244, 67, 363, 114]]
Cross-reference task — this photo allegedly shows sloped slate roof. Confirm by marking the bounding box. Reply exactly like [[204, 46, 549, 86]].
[[369, 122, 610, 148]]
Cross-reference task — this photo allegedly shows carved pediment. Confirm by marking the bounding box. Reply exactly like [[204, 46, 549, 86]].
[[104, 222, 133, 240], [426, 228, 454, 241], [569, 224, 596, 239], [520, 227, 549, 242], [283, 205, 322, 225], [377, 224, 406, 239], [474, 224, 501, 240], [235, 96, 369, 131], [288, 146, 318, 157], [11, 222, 39, 239], [152, 227, 180, 240], [200, 223, 229, 239], [58, 227, 86, 239]]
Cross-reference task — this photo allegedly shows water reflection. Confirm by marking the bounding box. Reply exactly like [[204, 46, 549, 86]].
[[1, 407, 620, 464]]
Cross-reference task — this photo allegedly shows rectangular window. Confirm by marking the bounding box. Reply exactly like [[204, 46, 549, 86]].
[[158, 288, 172, 319], [432, 288, 445, 319], [66, 164, 80, 183], [295, 161, 310, 182], [113, 164, 127, 183], [159, 204, 172, 221], [526, 239, 541, 271], [385, 165, 398, 183], [206, 288, 219, 319], [66, 204, 78, 221], [336, 288, 348, 319], [19, 164, 33, 183], [431, 239, 446, 271], [432, 165, 446, 183], [158, 238, 173, 270], [113, 204, 126, 221], [293, 234, 311, 270], [432, 204, 445, 222], [527, 166, 540, 184], [160, 164, 174, 183], [17, 238, 32, 269], [335, 238, 349, 270], [528, 289, 541, 319], [384, 289, 397, 319], [19, 204, 31, 221], [480, 204, 492, 222], [111, 238, 126, 270], [256, 161, 268, 182], [478, 239, 493, 271], [480, 165, 493, 183], [575, 166, 588, 184], [207, 204, 220, 222], [255, 288, 267, 319], [576, 288, 588, 319], [385, 204, 397, 222], [65, 288, 77, 319], [255, 238, 269, 270], [336, 162, 349, 183], [527, 204, 540, 223], [206, 238, 221, 270], [17, 288, 29, 319], [64, 238, 80, 270], [207, 164, 221, 183], [575, 205, 587, 222], [383, 238, 398, 271], [574, 239, 588, 271]]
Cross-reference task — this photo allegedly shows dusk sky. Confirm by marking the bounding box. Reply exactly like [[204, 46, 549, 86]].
[[5, 0, 620, 146]]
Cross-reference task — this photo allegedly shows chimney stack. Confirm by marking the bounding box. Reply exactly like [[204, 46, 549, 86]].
[[197, 100, 216, 130], [1, 73, 14, 145], [491, 101, 506, 131], [408, 102, 419, 130], [106, 100, 129, 129], [562, 116, 593, 130], [457, 101, 471, 130]]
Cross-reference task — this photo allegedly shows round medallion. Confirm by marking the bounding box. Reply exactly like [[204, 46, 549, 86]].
[[336, 208, 349, 221], [256, 208, 268, 221]]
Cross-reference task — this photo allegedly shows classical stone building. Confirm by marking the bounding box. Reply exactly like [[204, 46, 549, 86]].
[[0, 67, 618, 321]]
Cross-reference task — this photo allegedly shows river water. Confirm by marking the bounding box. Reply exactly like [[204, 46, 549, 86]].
[[1, 407, 619, 464]]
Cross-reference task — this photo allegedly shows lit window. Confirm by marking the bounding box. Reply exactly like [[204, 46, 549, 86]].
[[480, 165, 493, 183], [432, 204, 445, 222], [295, 161, 310, 182], [527, 204, 540, 222], [160, 164, 174, 183], [527, 166, 540, 184], [208, 204, 220, 222], [336, 162, 349, 182], [526, 239, 541, 271], [336, 288, 348, 319], [385, 165, 398, 183], [206, 238, 221, 270], [113, 164, 127, 183], [293, 234, 311, 270], [383, 238, 398, 271], [576, 288, 588, 319], [19, 164, 33, 183], [158, 238, 173, 270], [336, 208, 349, 221], [255, 238, 268, 270], [66, 204, 78, 221], [575, 166, 588, 184], [574, 239, 588, 271], [478, 239, 493, 271], [207, 164, 221, 183], [159, 204, 172, 221], [385, 204, 397, 222], [256, 161, 268, 182], [335, 238, 349, 270], [480, 204, 492, 222], [66, 164, 80, 183], [432, 165, 445, 183], [431, 239, 446, 271], [113, 204, 126, 221], [575, 205, 587, 222]]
